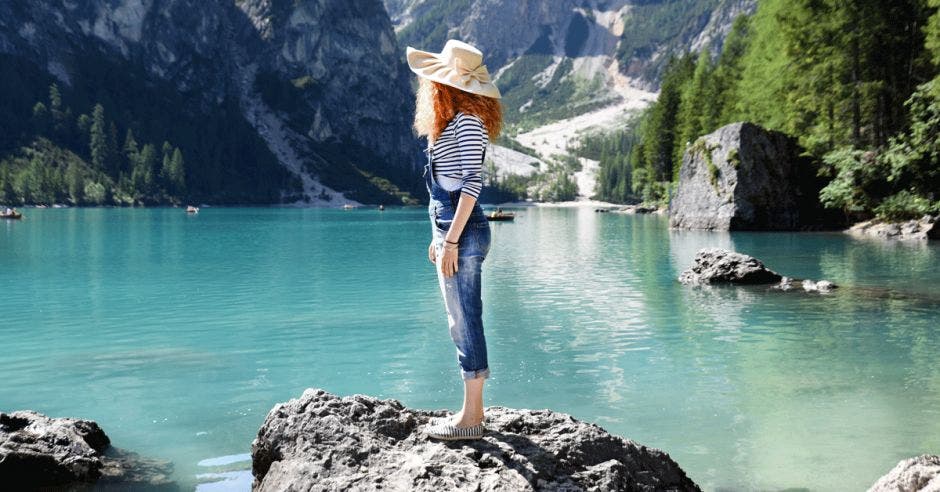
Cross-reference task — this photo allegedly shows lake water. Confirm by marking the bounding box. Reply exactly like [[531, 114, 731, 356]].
[[2, 207, 939, 491]]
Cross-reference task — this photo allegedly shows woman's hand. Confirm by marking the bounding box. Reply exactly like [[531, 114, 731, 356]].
[[439, 243, 459, 277], [428, 241, 436, 264]]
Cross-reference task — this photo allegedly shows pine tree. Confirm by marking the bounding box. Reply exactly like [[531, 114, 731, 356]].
[[674, 49, 714, 178], [132, 143, 157, 200], [108, 122, 119, 175], [89, 104, 110, 172], [929, 0, 940, 69], [709, 15, 751, 126], [66, 162, 84, 205], [640, 55, 695, 187], [123, 129, 140, 175], [48, 83, 69, 138], [165, 147, 186, 196]]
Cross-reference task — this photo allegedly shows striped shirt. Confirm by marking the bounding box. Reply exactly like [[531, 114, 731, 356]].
[[426, 111, 488, 199]]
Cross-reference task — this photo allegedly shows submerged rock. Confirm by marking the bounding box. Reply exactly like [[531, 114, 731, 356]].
[[252, 388, 700, 491], [848, 215, 939, 240], [680, 248, 839, 293], [669, 122, 840, 231], [0, 410, 174, 489], [801, 279, 837, 292], [868, 454, 940, 491], [678, 248, 783, 285]]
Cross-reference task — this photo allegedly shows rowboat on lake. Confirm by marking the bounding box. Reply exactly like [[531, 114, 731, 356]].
[[486, 210, 515, 221], [1, 211, 22, 220], [186, 205, 199, 214]]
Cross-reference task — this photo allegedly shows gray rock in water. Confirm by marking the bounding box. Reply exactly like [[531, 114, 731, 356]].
[[251, 388, 700, 491], [678, 248, 782, 285], [0, 410, 175, 489], [801, 279, 838, 292], [669, 122, 839, 230], [868, 454, 940, 491], [848, 215, 939, 240]]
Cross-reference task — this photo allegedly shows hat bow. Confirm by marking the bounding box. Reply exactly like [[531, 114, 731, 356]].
[[454, 58, 491, 86]]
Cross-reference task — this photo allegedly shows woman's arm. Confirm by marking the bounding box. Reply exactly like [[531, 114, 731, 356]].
[[439, 113, 486, 276]]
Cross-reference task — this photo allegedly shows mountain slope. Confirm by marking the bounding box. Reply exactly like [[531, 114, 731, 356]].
[[387, 0, 755, 200], [0, 0, 421, 206], [388, 0, 756, 131]]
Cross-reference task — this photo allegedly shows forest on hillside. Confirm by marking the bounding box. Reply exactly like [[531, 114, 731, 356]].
[[590, 0, 940, 221], [0, 52, 301, 207]]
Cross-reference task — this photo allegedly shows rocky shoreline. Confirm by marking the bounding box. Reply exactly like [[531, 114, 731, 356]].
[[847, 215, 939, 240], [4, 396, 940, 490], [0, 410, 174, 489]]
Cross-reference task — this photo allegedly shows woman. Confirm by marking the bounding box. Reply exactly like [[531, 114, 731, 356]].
[[406, 39, 503, 440]]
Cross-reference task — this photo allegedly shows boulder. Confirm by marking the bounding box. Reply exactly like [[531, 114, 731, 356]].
[[251, 388, 700, 491], [669, 122, 840, 230], [848, 215, 939, 240], [679, 249, 839, 292], [0, 410, 174, 488], [678, 248, 782, 285], [868, 454, 940, 491]]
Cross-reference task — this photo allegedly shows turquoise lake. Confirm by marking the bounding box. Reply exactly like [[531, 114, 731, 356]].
[[2, 207, 939, 491]]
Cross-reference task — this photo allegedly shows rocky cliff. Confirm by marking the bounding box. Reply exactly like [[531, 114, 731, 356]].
[[252, 388, 701, 491], [668, 122, 842, 231], [0, 0, 421, 205]]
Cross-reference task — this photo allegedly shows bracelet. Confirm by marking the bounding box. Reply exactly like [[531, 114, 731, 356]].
[[445, 239, 458, 244]]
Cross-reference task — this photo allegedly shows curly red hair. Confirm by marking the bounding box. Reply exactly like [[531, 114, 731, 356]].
[[412, 77, 503, 145]]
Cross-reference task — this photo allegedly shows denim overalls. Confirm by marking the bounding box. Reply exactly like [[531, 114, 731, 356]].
[[424, 143, 492, 380]]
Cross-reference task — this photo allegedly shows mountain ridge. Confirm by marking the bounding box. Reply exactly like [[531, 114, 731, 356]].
[[0, 0, 421, 206]]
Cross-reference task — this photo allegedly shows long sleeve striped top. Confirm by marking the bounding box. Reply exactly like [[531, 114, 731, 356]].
[[426, 111, 488, 199]]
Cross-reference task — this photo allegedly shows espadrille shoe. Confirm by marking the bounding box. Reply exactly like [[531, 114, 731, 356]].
[[429, 414, 487, 426], [424, 421, 485, 440]]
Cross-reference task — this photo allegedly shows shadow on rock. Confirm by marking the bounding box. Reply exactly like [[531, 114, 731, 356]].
[[252, 388, 701, 491]]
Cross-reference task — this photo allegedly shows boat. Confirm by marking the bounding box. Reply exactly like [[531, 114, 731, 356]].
[[342, 203, 357, 210], [1, 211, 22, 220], [186, 205, 199, 214], [486, 211, 515, 221]]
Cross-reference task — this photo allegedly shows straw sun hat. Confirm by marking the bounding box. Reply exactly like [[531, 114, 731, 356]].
[[405, 39, 501, 99]]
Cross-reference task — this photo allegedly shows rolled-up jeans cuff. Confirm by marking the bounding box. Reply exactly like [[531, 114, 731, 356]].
[[461, 366, 490, 380]]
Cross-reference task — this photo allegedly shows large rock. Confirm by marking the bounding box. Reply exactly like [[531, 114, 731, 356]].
[[678, 248, 782, 285], [252, 388, 700, 491], [669, 122, 839, 230], [868, 455, 940, 492], [848, 215, 940, 240], [0, 410, 174, 488]]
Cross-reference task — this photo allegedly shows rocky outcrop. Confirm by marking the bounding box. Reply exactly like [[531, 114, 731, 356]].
[[669, 122, 840, 231], [252, 388, 700, 491], [868, 455, 940, 492], [679, 248, 782, 285], [848, 215, 939, 240], [0, 410, 173, 488], [679, 248, 838, 293]]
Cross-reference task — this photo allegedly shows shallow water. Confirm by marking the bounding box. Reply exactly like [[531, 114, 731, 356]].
[[1, 207, 938, 491]]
